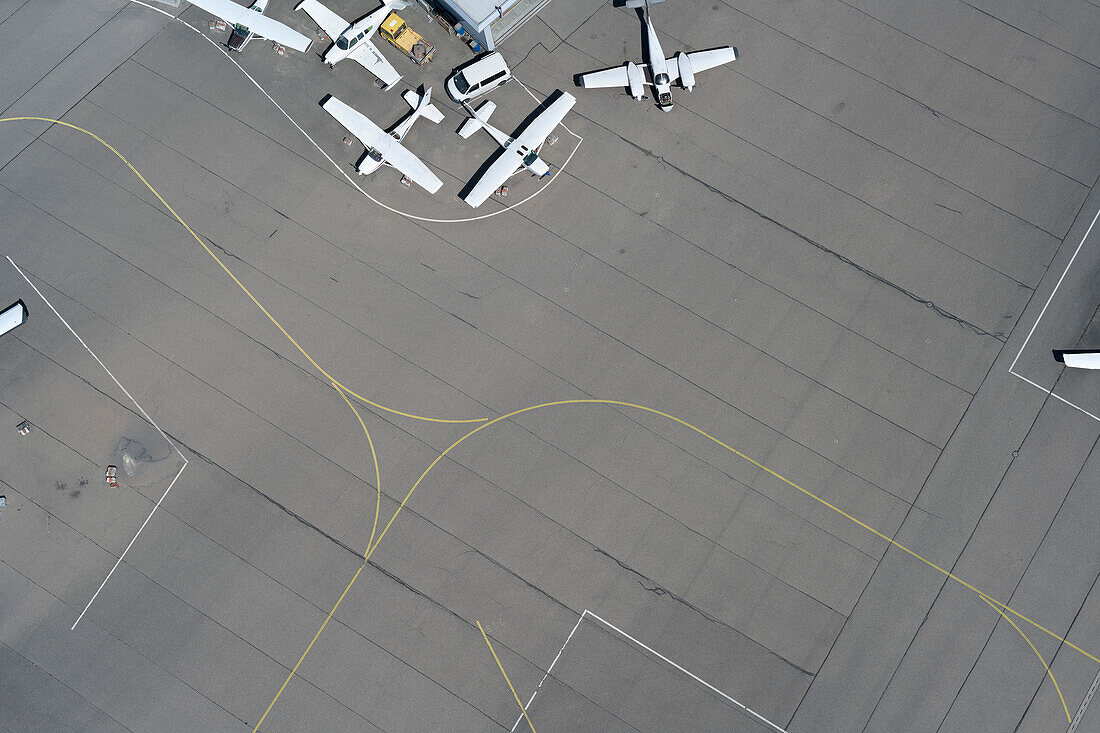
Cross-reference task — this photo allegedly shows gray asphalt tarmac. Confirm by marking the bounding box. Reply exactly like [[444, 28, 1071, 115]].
[[1, 0, 1098, 731]]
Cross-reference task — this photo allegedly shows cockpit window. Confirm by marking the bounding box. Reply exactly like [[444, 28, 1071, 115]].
[[523, 150, 540, 167], [368, 149, 384, 162], [654, 72, 670, 86], [337, 36, 349, 50], [453, 72, 470, 95]]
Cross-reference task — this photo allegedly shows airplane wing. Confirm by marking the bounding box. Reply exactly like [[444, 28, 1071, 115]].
[[464, 92, 576, 208], [0, 299, 28, 338], [322, 97, 442, 193], [294, 0, 347, 41], [514, 92, 575, 148], [665, 46, 737, 82], [192, 0, 313, 52], [351, 39, 402, 89], [191, 0, 312, 51], [464, 151, 522, 208], [576, 65, 634, 89]]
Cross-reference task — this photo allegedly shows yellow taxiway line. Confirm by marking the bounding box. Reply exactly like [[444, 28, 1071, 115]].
[[4, 115, 1091, 732]]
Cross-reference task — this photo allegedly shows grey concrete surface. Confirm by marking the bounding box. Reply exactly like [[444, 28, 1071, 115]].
[[1, 0, 1098, 731]]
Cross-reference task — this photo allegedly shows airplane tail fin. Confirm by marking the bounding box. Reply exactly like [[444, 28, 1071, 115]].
[[624, 0, 666, 8], [458, 100, 496, 138], [403, 88, 445, 124]]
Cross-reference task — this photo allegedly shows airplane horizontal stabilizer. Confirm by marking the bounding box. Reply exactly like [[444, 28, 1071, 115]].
[[458, 101, 496, 139], [402, 89, 445, 124]]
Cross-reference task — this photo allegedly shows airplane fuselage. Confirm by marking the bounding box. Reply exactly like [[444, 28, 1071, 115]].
[[323, 8, 386, 66], [227, 0, 268, 52], [644, 10, 674, 110], [354, 94, 434, 175], [472, 114, 549, 176], [356, 109, 420, 175], [356, 147, 386, 175]]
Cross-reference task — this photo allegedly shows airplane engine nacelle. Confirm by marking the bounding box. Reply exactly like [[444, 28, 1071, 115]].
[[676, 52, 695, 91], [626, 62, 645, 100]]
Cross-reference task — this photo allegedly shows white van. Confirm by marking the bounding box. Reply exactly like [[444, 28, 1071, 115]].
[[446, 52, 512, 102]]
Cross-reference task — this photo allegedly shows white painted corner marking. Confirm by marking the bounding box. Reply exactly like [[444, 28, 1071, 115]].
[[513, 609, 788, 732], [6, 257, 189, 629], [1008, 207, 1100, 423]]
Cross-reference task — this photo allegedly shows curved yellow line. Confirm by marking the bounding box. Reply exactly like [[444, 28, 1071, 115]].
[[0, 116, 487, 425], [259, 398, 1100, 725], [7, 115, 1093, 728], [980, 595, 1071, 723], [333, 383, 382, 554], [369, 396, 1100, 667], [478, 620, 538, 733], [252, 561, 368, 732]]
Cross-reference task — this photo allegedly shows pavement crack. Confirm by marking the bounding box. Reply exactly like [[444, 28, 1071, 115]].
[[592, 547, 815, 677], [447, 311, 479, 330], [203, 236, 243, 264], [614, 135, 1006, 341]]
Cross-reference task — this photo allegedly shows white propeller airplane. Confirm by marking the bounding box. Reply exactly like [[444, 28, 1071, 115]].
[[321, 88, 445, 193], [189, 0, 313, 53], [458, 90, 576, 208], [295, 0, 407, 89], [575, 0, 736, 111]]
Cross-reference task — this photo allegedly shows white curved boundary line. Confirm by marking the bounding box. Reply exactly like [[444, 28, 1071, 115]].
[[129, 0, 583, 223]]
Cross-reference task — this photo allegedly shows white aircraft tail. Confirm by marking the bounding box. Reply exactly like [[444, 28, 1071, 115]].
[[458, 100, 496, 139], [623, 0, 666, 8], [402, 88, 445, 124]]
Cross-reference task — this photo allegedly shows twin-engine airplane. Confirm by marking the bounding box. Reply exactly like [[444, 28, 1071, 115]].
[[459, 91, 576, 208], [576, 0, 736, 111], [190, 0, 313, 53], [296, 0, 407, 89], [321, 88, 445, 193]]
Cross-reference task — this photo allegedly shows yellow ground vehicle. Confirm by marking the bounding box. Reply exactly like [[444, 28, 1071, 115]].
[[379, 13, 435, 65]]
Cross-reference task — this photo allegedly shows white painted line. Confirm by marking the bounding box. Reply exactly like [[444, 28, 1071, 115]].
[[584, 610, 788, 732], [1010, 371, 1100, 423], [1009, 206, 1100, 374], [515, 609, 787, 732], [6, 257, 189, 629], [1069, 664, 1100, 732], [511, 610, 586, 732], [71, 461, 188, 629], [1007, 206, 1100, 423], [7, 257, 186, 462], [129, 1, 583, 224]]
